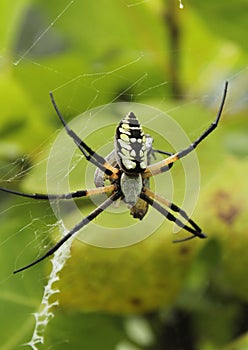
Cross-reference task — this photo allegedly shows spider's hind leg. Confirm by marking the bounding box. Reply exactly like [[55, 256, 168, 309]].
[[49, 92, 119, 180], [143, 81, 228, 179]]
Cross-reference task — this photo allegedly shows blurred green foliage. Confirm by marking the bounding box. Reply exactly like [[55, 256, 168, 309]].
[[0, 0, 248, 349]]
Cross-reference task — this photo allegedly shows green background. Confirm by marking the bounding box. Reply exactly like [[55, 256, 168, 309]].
[[0, 0, 248, 349]]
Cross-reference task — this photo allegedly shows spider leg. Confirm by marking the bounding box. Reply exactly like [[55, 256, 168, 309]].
[[143, 188, 202, 232], [49, 92, 119, 180], [143, 81, 228, 178], [152, 149, 173, 157], [0, 185, 115, 200], [149, 148, 174, 163], [13, 190, 121, 274], [145, 133, 173, 160], [139, 192, 207, 240]]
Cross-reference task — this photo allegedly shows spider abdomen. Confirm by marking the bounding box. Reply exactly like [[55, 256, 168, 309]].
[[115, 112, 147, 174]]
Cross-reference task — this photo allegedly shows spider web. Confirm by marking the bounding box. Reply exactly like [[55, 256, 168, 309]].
[[0, 0, 247, 349]]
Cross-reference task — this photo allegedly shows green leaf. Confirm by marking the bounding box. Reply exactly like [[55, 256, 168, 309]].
[[45, 312, 124, 350]]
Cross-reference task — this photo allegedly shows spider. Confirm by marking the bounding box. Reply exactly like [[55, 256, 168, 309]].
[[0, 81, 228, 274]]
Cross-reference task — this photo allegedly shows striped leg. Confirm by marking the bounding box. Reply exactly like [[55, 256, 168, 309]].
[[0, 184, 115, 201], [140, 191, 206, 240], [50, 92, 119, 180], [142, 81, 228, 178], [14, 190, 121, 273]]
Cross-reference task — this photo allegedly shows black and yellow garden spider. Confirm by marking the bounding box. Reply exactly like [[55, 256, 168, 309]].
[[0, 81, 228, 274]]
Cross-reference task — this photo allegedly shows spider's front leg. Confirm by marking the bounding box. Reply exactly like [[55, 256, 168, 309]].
[[13, 190, 122, 274], [140, 192, 206, 241], [141, 188, 207, 241]]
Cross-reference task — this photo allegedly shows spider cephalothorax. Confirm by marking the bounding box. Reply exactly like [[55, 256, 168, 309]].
[[0, 82, 228, 273]]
